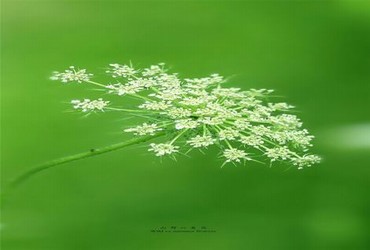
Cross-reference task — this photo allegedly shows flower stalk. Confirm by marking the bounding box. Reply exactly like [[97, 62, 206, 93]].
[[8, 131, 166, 188]]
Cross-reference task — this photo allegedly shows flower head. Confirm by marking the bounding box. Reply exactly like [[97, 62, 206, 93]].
[[51, 66, 92, 83], [106, 64, 137, 78], [187, 135, 215, 148], [71, 98, 109, 112], [149, 143, 179, 156], [53, 63, 321, 169], [223, 148, 250, 163], [124, 123, 162, 136], [292, 155, 322, 169], [239, 135, 264, 148], [175, 119, 199, 130]]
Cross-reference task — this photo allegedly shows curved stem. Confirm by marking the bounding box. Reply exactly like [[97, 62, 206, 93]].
[[7, 131, 167, 189]]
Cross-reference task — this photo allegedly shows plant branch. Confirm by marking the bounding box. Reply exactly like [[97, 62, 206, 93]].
[[8, 131, 167, 189]]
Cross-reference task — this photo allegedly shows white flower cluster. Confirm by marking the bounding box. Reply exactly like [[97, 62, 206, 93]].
[[149, 143, 179, 156], [71, 98, 109, 112], [52, 63, 321, 169], [123, 123, 162, 136], [51, 66, 93, 83]]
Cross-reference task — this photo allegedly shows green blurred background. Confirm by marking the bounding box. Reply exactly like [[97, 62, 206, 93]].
[[1, 0, 370, 249]]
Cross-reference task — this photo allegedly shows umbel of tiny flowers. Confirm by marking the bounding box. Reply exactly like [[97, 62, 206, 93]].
[[6, 62, 321, 188], [49, 63, 320, 168]]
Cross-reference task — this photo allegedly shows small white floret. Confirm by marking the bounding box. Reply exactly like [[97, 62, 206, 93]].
[[223, 148, 250, 163], [187, 135, 215, 148], [149, 143, 179, 156], [71, 98, 109, 112], [51, 66, 92, 83]]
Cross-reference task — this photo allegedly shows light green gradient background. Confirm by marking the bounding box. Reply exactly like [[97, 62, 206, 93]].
[[1, 1, 370, 249]]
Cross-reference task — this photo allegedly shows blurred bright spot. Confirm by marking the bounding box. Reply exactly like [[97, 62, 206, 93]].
[[307, 209, 364, 241], [320, 123, 370, 150], [337, 0, 370, 23]]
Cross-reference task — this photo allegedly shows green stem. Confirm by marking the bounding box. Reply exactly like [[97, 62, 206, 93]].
[[170, 129, 189, 144], [86, 80, 107, 88], [7, 131, 167, 189]]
